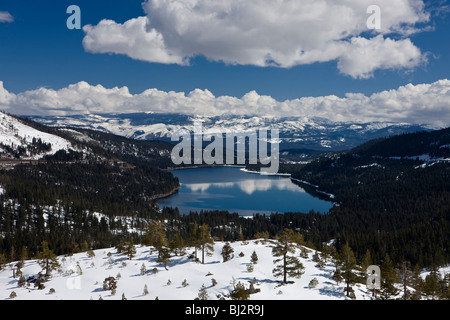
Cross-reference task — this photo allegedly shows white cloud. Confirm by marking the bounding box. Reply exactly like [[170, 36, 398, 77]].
[[82, 0, 430, 78], [82, 17, 185, 65], [0, 81, 15, 105], [0, 11, 13, 23], [335, 35, 424, 79], [1, 79, 449, 128]]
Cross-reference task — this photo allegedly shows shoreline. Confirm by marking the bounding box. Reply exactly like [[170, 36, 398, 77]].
[[163, 164, 226, 171], [165, 164, 292, 177], [149, 185, 181, 201], [239, 167, 291, 177], [290, 177, 335, 200]]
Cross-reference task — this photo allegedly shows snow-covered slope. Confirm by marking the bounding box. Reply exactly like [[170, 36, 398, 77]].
[[0, 240, 374, 300], [0, 112, 74, 159]]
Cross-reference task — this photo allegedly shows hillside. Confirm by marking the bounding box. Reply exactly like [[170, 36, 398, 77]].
[[351, 127, 450, 160], [0, 112, 75, 160], [0, 113, 179, 260], [281, 126, 450, 268], [12, 113, 176, 168], [2, 238, 449, 301], [0, 239, 423, 300]]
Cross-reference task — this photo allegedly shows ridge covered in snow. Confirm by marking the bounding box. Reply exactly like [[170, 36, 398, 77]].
[[0, 112, 74, 160], [29, 113, 427, 151]]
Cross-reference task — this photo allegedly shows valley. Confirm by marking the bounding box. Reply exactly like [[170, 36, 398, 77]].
[[0, 111, 449, 300]]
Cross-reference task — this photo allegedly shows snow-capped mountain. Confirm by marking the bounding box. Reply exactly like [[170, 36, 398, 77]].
[[0, 112, 75, 160], [29, 113, 427, 151]]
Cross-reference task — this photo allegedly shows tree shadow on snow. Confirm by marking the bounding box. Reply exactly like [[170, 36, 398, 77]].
[[318, 285, 345, 298], [239, 276, 279, 285]]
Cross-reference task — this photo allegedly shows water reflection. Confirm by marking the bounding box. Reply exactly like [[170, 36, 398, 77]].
[[186, 178, 306, 195], [158, 166, 333, 216]]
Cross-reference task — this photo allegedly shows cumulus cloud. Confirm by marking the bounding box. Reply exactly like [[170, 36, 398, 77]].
[[335, 35, 424, 79], [82, 17, 185, 65], [1, 79, 449, 128], [82, 0, 429, 78], [0, 11, 14, 23]]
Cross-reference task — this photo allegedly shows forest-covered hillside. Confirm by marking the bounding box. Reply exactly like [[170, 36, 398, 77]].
[[281, 127, 450, 268], [0, 113, 179, 259]]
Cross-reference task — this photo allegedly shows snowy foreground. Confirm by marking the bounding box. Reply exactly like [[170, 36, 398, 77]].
[[0, 239, 381, 301]]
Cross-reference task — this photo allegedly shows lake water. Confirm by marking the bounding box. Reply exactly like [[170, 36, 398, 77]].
[[157, 166, 333, 216]]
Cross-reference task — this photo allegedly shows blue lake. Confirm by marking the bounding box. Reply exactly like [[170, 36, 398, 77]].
[[157, 166, 333, 216]]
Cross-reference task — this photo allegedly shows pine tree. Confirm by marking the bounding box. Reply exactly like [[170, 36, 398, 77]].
[[124, 240, 136, 260], [115, 242, 124, 254], [411, 264, 424, 299], [299, 247, 309, 259], [169, 234, 186, 256], [380, 253, 398, 298], [103, 276, 117, 291], [143, 284, 149, 295], [442, 273, 450, 300], [398, 261, 413, 300], [423, 266, 442, 299], [156, 247, 171, 270], [198, 224, 214, 264], [321, 245, 332, 263], [18, 274, 26, 287], [251, 250, 258, 264], [197, 284, 209, 300], [312, 250, 325, 268], [20, 246, 28, 264], [221, 242, 234, 262], [360, 249, 373, 276], [144, 220, 167, 257], [0, 254, 6, 271], [229, 279, 250, 300], [86, 249, 95, 259], [337, 242, 357, 297], [312, 250, 321, 263], [81, 240, 89, 252], [37, 241, 60, 280], [332, 267, 343, 285], [189, 222, 201, 262], [140, 263, 147, 276], [272, 229, 305, 284]]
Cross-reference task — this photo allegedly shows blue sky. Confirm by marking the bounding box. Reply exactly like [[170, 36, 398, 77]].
[[0, 0, 449, 127], [0, 0, 447, 98]]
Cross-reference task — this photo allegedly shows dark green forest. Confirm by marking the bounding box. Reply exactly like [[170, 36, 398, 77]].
[[280, 128, 450, 268]]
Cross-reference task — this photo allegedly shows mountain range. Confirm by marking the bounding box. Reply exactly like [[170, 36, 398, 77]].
[[27, 112, 428, 152]]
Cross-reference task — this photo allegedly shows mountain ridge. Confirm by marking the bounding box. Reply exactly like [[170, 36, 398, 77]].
[[27, 112, 428, 152]]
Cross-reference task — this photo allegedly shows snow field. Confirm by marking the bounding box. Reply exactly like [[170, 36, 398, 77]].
[[0, 240, 373, 300]]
